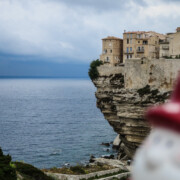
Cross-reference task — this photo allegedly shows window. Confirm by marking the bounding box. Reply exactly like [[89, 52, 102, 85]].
[[127, 55, 129, 59], [106, 57, 109, 62], [138, 41, 140, 43], [104, 49, 107, 54], [127, 34, 129, 38], [110, 49, 112, 53], [130, 55, 132, 58], [127, 47, 129, 53], [130, 34, 133, 38], [143, 41, 148, 45], [130, 47, 132, 52], [127, 39, 129, 44], [130, 39, 132, 44]]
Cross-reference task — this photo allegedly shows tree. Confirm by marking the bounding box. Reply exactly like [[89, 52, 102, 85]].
[[88, 59, 102, 80], [0, 148, 17, 180]]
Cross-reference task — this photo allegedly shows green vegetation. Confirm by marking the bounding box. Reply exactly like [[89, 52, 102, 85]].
[[14, 161, 54, 180], [43, 164, 115, 175], [70, 165, 86, 174], [137, 85, 170, 104], [137, 85, 151, 97], [0, 148, 17, 180], [0, 147, 54, 180], [111, 176, 130, 180], [163, 55, 180, 59], [88, 59, 102, 80]]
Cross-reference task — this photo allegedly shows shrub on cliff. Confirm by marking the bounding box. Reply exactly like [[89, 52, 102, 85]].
[[0, 148, 17, 180], [88, 59, 102, 80], [14, 162, 54, 180], [137, 85, 151, 97]]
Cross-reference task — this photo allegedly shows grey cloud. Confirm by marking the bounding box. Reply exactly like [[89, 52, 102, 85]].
[[48, 0, 146, 11], [0, 0, 180, 63]]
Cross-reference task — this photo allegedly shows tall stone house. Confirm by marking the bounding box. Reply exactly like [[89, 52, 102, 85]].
[[123, 31, 165, 61], [100, 36, 123, 65], [160, 27, 180, 58]]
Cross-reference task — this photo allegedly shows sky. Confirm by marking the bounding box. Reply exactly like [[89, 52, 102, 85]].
[[0, 0, 180, 77]]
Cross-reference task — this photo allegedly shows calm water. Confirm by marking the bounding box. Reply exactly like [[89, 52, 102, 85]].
[[0, 79, 116, 168]]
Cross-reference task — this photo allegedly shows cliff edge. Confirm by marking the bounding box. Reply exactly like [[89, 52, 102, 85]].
[[92, 59, 180, 159]]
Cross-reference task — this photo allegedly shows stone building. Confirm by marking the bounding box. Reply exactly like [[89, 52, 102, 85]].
[[123, 31, 165, 61], [100, 36, 123, 65], [159, 34, 172, 58], [160, 27, 180, 58]]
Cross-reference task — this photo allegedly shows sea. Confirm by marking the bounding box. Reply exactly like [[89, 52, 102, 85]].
[[0, 78, 117, 169]]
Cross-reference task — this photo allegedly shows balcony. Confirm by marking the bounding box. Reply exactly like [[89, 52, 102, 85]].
[[162, 46, 169, 50], [137, 49, 144, 53]]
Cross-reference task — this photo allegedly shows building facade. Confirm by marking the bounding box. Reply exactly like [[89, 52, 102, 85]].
[[159, 34, 172, 58], [100, 36, 123, 65], [160, 27, 180, 58], [123, 31, 165, 61]]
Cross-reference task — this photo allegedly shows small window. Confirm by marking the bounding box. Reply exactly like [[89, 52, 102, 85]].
[[138, 41, 140, 43], [127, 55, 129, 59], [107, 57, 109, 61], [110, 49, 112, 53], [130, 39, 132, 44], [127, 34, 129, 38], [143, 41, 148, 45], [130, 55, 132, 58], [127, 39, 129, 44], [130, 47, 132, 52], [130, 34, 133, 38], [127, 47, 129, 53]]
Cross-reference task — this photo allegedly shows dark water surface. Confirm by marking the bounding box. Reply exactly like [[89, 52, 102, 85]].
[[0, 79, 116, 168]]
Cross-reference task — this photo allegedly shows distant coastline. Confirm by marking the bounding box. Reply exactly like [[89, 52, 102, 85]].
[[0, 76, 90, 79]]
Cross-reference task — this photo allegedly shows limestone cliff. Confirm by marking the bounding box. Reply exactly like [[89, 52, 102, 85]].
[[92, 59, 180, 159]]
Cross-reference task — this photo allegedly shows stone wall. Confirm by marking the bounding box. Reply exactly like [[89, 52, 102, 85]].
[[125, 59, 180, 90], [97, 64, 124, 77]]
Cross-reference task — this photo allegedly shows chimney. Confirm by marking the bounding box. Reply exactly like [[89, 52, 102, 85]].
[[176, 27, 180, 32]]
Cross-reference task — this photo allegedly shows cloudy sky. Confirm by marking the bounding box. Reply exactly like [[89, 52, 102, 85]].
[[0, 0, 180, 77]]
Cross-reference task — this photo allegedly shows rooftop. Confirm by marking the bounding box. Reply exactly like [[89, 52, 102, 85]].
[[102, 36, 122, 40], [123, 31, 146, 34], [124, 31, 166, 40]]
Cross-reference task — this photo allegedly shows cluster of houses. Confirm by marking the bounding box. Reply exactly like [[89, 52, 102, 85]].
[[100, 27, 180, 65]]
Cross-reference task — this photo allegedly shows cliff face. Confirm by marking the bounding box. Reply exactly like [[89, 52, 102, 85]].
[[92, 59, 180, 159]]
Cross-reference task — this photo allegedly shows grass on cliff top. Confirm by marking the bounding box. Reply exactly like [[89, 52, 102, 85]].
[[88, 59, 102, 80], [43, 164, 115, 175]]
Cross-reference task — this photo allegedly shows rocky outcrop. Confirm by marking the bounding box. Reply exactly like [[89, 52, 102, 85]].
[[92, 59, 180, 159]]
